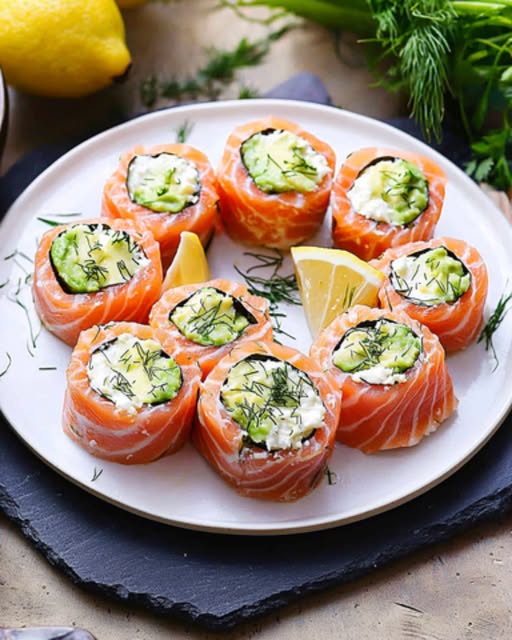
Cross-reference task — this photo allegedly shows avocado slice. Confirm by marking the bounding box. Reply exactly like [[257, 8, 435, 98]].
[[170, 287, 256, 346], [240, 128, 331, 194], [390, 246, 471, 306], [126, 152, 200, 214], [333, 319, 422, 385], [348, 156, 429, 226], [221, 355, 325, 451], [88, 333, 182, 412], [50, 222, 148, 294]]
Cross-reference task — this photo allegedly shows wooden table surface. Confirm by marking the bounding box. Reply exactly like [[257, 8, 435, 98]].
[[1, 3, 511, 638]]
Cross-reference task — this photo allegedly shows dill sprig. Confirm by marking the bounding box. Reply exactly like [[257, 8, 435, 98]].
[[234, 250, 300, 338], [91, 467, 103, 482], [478, 290, 512, 368], [175, 120, 194, 143], [140, 26, 291, 107]]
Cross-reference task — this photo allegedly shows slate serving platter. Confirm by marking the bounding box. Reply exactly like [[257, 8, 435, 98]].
[[1, 75, 511, 630]]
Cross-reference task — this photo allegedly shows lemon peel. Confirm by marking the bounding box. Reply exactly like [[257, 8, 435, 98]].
[[291, 245, 385, 337], [162, 232, 210, 292], [0, 0, 132, 98]]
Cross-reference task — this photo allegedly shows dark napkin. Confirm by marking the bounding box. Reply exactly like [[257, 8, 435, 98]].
[[1, 74, 508, 631]]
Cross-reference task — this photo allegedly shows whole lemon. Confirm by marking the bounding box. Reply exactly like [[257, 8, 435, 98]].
[[0, 0, 132, 98]]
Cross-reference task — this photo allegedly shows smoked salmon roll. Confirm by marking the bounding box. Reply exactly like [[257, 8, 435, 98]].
[[32, 217, 163, 346], [371, 236, 488, 352], [216, 116, 336, 249], [102, 143, 218, 267], [310, 305, 457, 454], [331, 147, 447, 261], [194, 340, 341, 501], [63, 321, 201, 464], [149, 278, 273, 379]]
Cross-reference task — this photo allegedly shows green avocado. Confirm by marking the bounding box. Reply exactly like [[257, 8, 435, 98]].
[[126, 152, 200, 214], [88, 334, 182, 411], [170, 287, 254, 346], [350, 157, 429, 226], [50, 223, 148, 294], [390, 246, 471, 306], [240, 128, 330, 194], [333, 319, 421, 384], [220, 356, 325, 451]]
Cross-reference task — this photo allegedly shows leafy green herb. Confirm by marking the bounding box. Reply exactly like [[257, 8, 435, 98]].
[[238, 84, 260, 99], [91, 467, 103, 482], [325, 466, 337, 486], [140, 26, 291, 106], [37, 213, 82, 226], [175, 120, 194, 143], [478, 290, 512, 368], [234, 250, 300, 338]]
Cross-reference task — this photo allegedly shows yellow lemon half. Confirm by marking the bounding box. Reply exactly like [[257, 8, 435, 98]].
[[291, 246, 385, 337], [0, 0, 131, 98], [162, 232, 210, 292]]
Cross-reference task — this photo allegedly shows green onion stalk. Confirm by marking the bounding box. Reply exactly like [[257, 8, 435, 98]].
[[224, 0, 512, 191]]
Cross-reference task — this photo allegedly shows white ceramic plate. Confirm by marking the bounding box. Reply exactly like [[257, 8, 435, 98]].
[[1, 99, 512, 535]]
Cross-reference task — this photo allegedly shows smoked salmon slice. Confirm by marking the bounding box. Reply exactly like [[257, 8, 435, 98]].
[[63, 322, 201, 464], [371, 237, 488, 352], [149, 278, 273, 379], [32, 217, 163, 346], [102, 143, 218, 268], [193, 340, 341, 501], [216, 116, 335, 249], [310, 305, 457, 454], [331, 147, 447, 261]]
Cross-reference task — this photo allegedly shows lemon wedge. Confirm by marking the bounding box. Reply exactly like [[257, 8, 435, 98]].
[[291, 246, 385, 337], [162, 232, 210, 291]]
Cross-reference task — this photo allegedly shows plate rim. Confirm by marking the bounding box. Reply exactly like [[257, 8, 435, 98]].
[[1, 98, 512, 535]]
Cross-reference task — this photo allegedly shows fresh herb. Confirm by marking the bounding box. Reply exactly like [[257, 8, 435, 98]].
[[238, 84, 260, 99], [140, 26, 291, 106], [39, 366, 57, 371], [91, 467, 103, 482], [325, 466, 338, 486], [0, 353, 12, 378], [478, 290, 512, 368], [234, 250, 300, 338], [227, 0, 512, 190], [175, 120, 194, 143], [37, 213, 82, 226]]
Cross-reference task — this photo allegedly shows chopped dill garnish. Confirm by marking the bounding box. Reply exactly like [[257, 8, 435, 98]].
[[39, 366, 57, 371], [234, 250, 300, 339], [37, 213, 81, 226], [4, 249, 33, 264], [325, 467, 338, 486], [478, 290, 512, 369], [37, 218, 63, 227], [91, 467, 103, 482], [175, 120, 194, 143], [0, 353, 12, 378]]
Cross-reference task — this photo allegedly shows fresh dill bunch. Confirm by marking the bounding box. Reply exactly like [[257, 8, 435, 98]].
[[368, 0, 457, 142]]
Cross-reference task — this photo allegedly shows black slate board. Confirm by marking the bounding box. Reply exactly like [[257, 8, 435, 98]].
[[1, 75, 510, 630]]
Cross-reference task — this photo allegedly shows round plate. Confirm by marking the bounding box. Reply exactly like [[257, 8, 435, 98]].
[[1, 99, 512, 535]]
